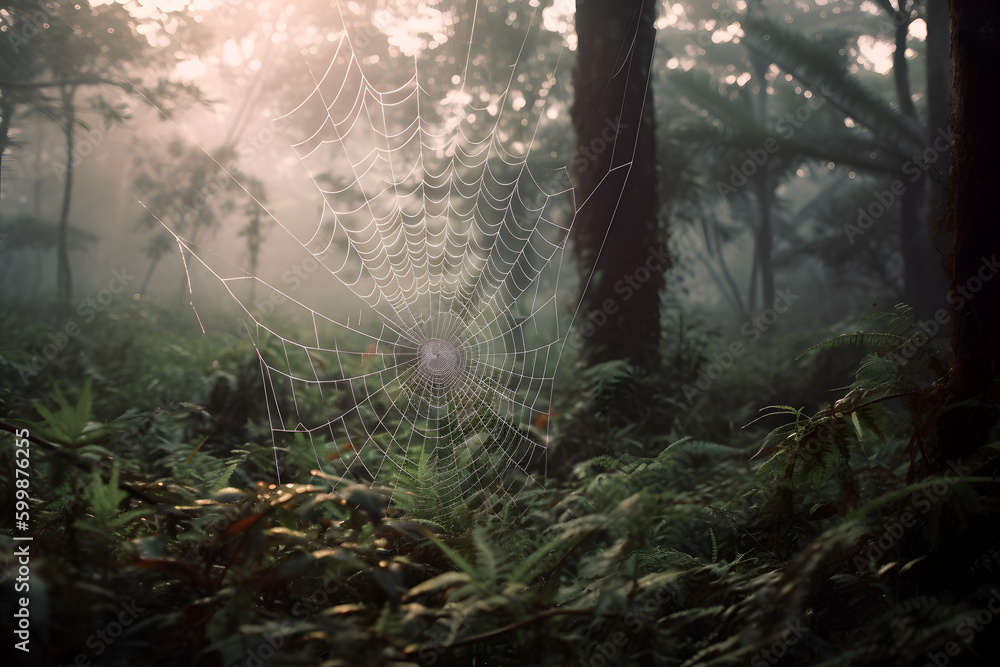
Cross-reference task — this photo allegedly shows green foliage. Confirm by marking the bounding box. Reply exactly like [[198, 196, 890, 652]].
[[2, 291, 999, 667], [30, 378, 102, 445], [795, 331, 910, 360], [741, 15, 925, 160]]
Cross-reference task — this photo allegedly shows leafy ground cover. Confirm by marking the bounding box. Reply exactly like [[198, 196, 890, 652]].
[[2, 296, 999, 666]]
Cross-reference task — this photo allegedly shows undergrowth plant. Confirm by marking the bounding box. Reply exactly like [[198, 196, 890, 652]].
[[2, 301, 999, 666]]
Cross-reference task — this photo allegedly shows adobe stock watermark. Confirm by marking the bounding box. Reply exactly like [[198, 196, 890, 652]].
[[885, 253, 999, 370], [851, 458, 971, 575], [53, 599, 146, 666], [716, 85, 832, 198], [564, 242, 671, 352], [222, 254, 322, 351], [53, 123, 117, 183], [229, 576, 346, 667], [843, 127, 950, 244], [750, 618, 809, 666], [923, 588, 1000, 667], [681, 287, 800, 404], [166, 118, 289, 228], [572, 116, 629, 172], [579, 587, 674, 667], [1, 4, 52, 53], [417, 610, 480, 665], [14, 267, 135, 384]]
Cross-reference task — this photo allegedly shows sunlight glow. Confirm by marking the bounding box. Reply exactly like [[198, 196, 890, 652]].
[[857, 35, 893, 74], [173, 57, 206, 80], [376, 5, 450, 58], [542, 0, 576, 51], [858, 0, 881, 16]]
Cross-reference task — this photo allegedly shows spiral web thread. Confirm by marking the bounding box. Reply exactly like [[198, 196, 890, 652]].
[[159, 1, 647, 511]]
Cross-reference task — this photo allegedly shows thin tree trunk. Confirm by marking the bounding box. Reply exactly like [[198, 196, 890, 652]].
[[56, 86, 77, 310], [0, 96, 13, 222], [891, 10, 917, 120], [745, 25, 771, 316], [0, 96, 12, 159], [886, 1, 945, 317], [570, 0, 664, 374], [754, 176, 774, 310], [139, 258, 159, 295], [710, 226, 747, 320], [899, 172, 934, 314]]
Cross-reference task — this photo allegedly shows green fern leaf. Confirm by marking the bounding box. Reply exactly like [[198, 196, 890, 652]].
[[795, 331, 909, 360], [849, 353, 898, 391]]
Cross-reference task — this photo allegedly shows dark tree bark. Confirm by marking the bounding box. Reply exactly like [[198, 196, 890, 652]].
[[924, 0, 1000, 473], [570, 0, 665, 373], [945, 1, 1000, 400], [924, 0, 950, 153], [922, 0, 951, 274]]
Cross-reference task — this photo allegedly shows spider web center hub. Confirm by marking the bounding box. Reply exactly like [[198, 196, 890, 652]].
[[417, 338, 461, 385]]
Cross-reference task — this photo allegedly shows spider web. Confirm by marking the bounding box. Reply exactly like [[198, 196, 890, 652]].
[[154, 0, 646, 512]]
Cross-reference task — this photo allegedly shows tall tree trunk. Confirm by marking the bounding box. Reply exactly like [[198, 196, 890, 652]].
[[922, 0, 951, 311], [56, 85, 77, 310], [945, 0, 1000, 399], [570, 0, 665, 373], [930, 0, 1000, 471]]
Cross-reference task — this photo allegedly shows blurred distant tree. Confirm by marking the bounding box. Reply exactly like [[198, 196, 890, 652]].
[[132, 140, 267, 300], [666, 26, 902, 317], [0, 214, 95, 293], [740, 10, 944, 316], [0, 1, 49, 211], [0, 0, 207, 310], [873, 0, 949, 316], [658, 1, 950, 320]]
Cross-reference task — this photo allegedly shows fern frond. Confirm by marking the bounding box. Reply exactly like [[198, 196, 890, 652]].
[[849, 353, 899, 391], [744, 405, 806, 428], [661, 439, 744, 459], [788, 428, 840, 491], [856, 303, 914, 334], [795, 331, 909, 360]]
